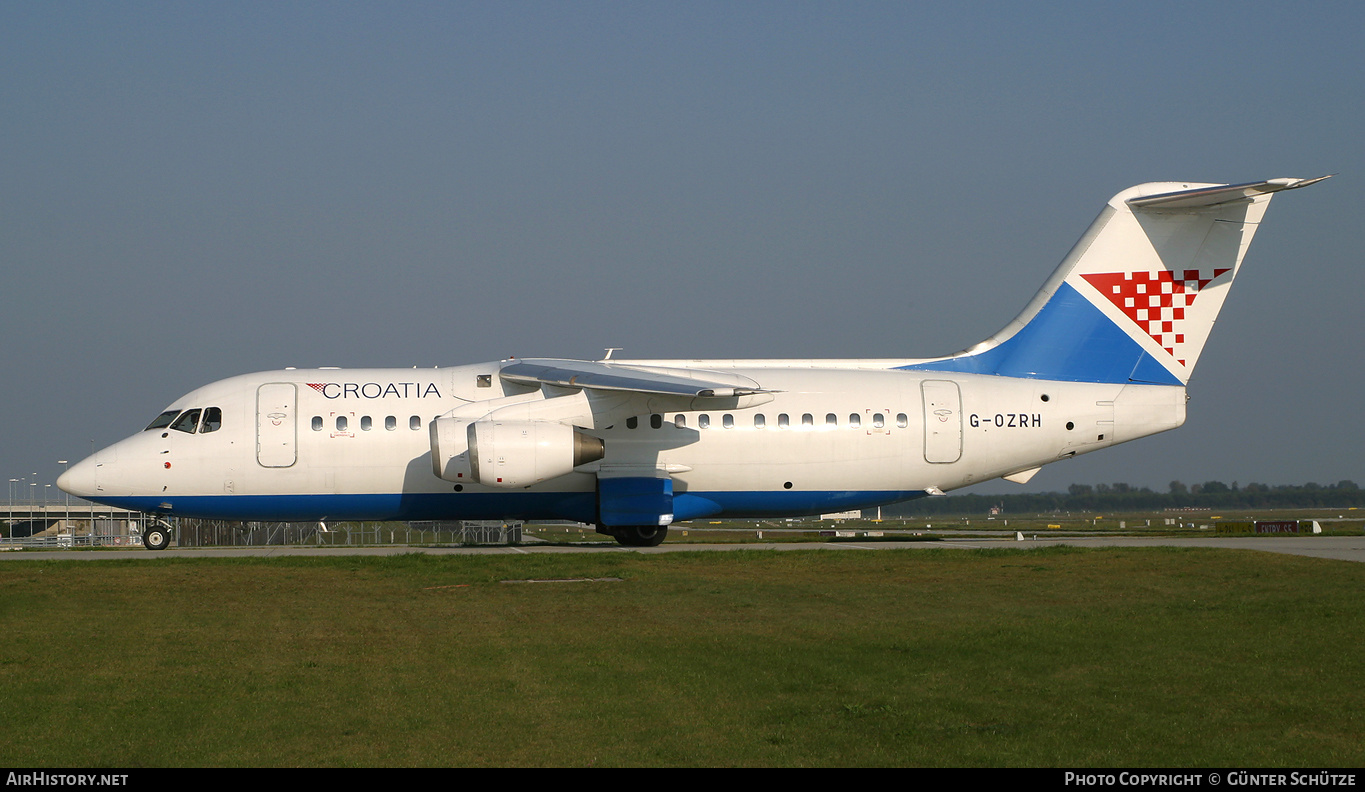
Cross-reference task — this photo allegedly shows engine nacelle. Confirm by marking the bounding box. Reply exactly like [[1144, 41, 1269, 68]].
[[466, 420, 605, 489], [430, 416, 474, 482]]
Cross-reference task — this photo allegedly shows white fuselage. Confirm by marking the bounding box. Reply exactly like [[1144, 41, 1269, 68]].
[[60, 360, 1185, 524]]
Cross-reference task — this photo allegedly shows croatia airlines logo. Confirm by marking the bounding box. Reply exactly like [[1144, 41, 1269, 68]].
[[305, 382, 441, 399], [1080, 268, 1230, 366]]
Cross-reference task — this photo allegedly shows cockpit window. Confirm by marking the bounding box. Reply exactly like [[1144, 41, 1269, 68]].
[[145, 410, 180, 431], [170, 409, 202, 434], [200, 407, 222, 433]]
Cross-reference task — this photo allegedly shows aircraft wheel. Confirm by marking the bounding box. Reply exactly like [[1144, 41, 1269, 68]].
[[614, 525, 667, 548], [143, 524, 171, 551]]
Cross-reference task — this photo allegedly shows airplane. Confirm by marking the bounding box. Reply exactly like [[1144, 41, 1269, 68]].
[[58, 176, 1329, 549]]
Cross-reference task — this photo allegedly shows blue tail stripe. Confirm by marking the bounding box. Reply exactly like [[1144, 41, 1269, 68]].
[[897, 282, 1182, 385]]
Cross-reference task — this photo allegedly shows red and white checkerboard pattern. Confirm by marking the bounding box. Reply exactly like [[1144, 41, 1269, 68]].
[[1080, 268, 1229, 366]]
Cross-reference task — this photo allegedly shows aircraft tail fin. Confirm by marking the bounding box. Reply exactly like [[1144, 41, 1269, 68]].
[[900, 176, 1329, 385]]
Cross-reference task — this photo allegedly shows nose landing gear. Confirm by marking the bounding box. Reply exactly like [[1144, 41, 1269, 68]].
[[142, 520, 173, 551]]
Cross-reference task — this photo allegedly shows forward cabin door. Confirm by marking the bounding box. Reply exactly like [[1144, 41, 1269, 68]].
[[922, 380, 963, 463], [256, 383, 297, 468]]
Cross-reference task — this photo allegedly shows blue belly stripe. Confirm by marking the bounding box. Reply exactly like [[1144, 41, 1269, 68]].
[[90, 488, 929, 523]]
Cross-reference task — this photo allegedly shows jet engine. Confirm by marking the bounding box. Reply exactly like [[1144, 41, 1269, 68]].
[[433, 418, 604, 488], [430, 416, 474, 481]]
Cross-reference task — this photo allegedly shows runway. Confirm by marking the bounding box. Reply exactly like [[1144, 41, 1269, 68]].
[[4, 535, 1364, 562]]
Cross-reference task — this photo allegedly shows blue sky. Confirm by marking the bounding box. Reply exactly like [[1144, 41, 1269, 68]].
[[3, 1, 1361, 499]]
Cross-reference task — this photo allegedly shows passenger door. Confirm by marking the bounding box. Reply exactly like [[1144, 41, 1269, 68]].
[[256, 383, 297, 468], [922, 380, 963, 464]]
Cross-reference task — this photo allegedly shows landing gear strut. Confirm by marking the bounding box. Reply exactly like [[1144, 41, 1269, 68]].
[[610, 525, 668, 547]]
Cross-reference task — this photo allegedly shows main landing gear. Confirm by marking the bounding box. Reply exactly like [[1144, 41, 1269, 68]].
[[606, 525, 669, 547]]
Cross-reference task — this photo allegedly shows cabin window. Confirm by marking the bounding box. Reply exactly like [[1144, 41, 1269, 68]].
[[361, 416, 373, 431], [826, 413, 837, 427], [723, 414, 734, 429], [200, 407, 222, 433], [409, 416, 420, 430], [897, 413, 908, 428], [650, 414, 662, 429], [801, 413, 813, 427], [873, 413, 885, 428], [145, 410, 180, 431], [849, 413, 861, 427], [170, 409, 201, 434], [627, 416, 638, 429], [778, 414, 789, 428], [336, 416, 348, 432], [674, 414, 687, 429], [385, 416, 397, 431], [312, 416, 323, 431], [699, 414, 711, 429], [754, 414, 766, 429]]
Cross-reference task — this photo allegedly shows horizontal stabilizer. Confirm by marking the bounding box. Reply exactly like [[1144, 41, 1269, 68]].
[[1128, 176, 1331, 209]]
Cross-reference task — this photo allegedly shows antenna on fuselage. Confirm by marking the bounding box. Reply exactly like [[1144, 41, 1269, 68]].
[[602, 347, 622, 361]]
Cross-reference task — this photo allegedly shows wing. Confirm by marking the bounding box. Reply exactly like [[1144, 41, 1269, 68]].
[[431, 358, 776, 483], [499, 358, 773, 398]]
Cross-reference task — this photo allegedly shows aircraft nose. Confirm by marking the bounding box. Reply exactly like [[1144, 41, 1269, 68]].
[[57, 456, 98, 498]]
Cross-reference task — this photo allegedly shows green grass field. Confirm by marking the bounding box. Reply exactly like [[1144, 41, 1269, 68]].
[[522, 508, 1365, 544], [1, 547, 1361, 767]]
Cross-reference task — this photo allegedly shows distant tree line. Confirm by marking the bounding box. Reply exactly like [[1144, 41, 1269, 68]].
[[879, 480, 1364, 516]]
